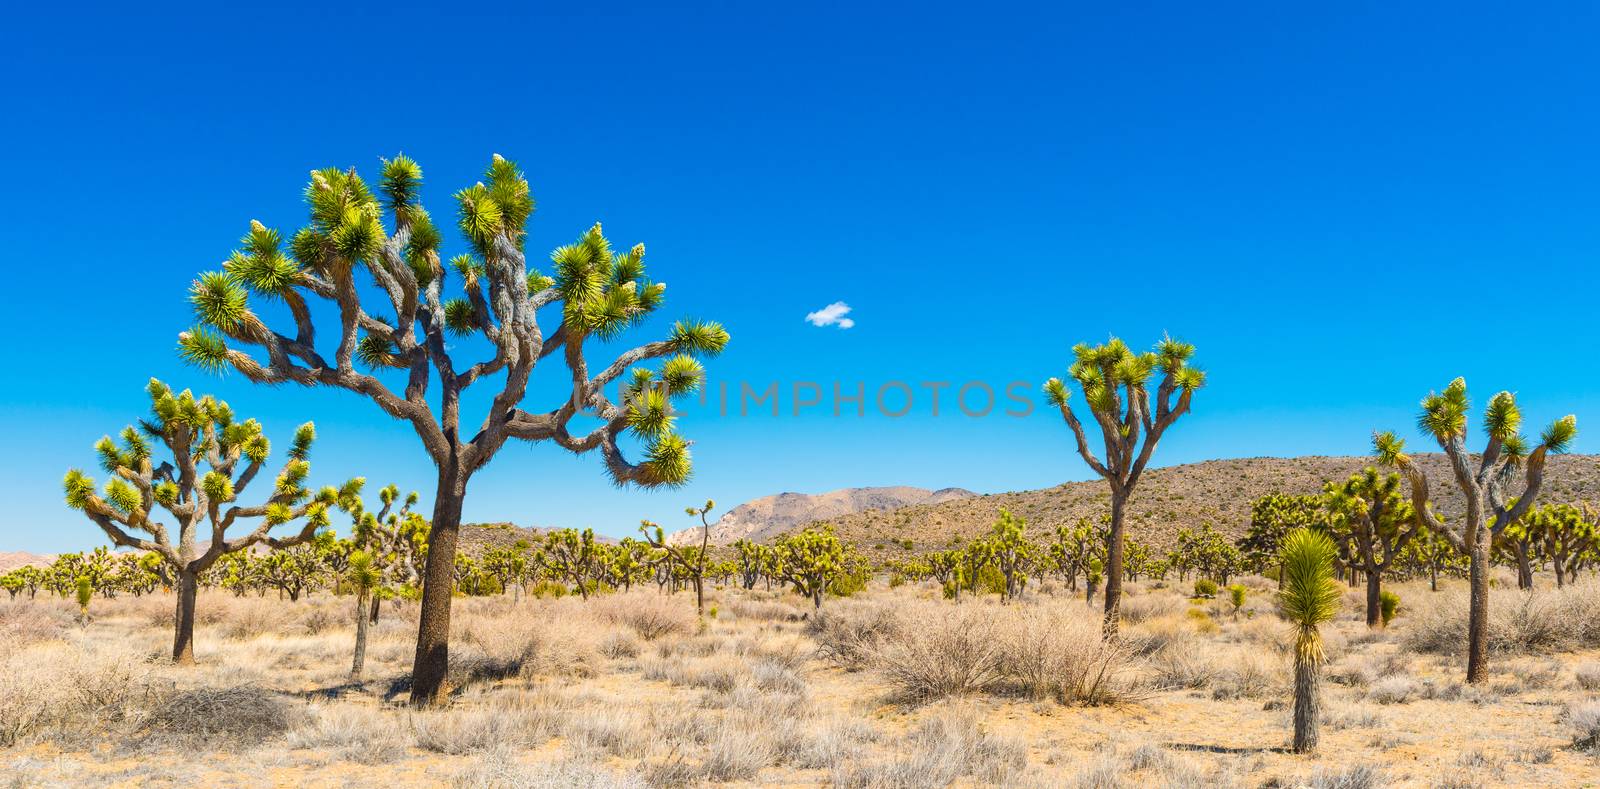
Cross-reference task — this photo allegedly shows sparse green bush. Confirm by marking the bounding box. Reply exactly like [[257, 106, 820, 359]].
[[1193, 579, 1218, 599]]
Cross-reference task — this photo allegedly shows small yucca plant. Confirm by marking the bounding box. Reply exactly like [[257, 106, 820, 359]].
[[75, 576, 93, 623], [1227, 584, 1247, 619], [1378, 590, 1401, 628], [1279, 529, 1342, 754], [348, 551, 380, 679]]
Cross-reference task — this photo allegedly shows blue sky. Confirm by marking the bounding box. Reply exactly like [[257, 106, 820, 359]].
[[2, 2, 1597, 553]]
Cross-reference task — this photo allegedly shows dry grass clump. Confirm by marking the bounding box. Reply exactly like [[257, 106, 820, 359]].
[[0, 601, 69, 653], [1567, 699, 1600, 752], [450, 747, 648, 789], [0, 641, 157, 747], [284, 703, 408, 763], [1365, 675, 1421, 704], [833, 706, 1026, 788], [1119, 592, 1186, 624], [870, 604, 1001, 701], [592, 592, 697, 640], [1574, 662, 1600, 691], [139, 684, 297, 748], [414, 699, 561, 755], [810, 599, 904, 671], [1405, 583, 1600, 656], [866, 600, 1138, 705]]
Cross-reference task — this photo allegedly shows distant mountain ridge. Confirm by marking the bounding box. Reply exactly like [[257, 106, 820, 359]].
[[0, 551, 54, 572], [667, 485, 978, 546]]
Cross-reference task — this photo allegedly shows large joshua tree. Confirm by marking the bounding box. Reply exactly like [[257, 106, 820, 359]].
[[176, 154, 728, 704], [1045, 336, 1204, 634], [1375, 378, 1576, 683], [62, 380, 346, 663]]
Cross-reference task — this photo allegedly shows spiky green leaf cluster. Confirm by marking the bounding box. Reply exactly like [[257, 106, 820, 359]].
[[1418, 377, 1469, 441], [668, 319, 729, 356], [1278, 528, 1342, 636], [190, 271, 250, 331], [201, 471, 234, 503], [63, 469, 98, 510], [178, 328, 231, 373], [1483, 391, 1521, 442], [289, 423, 316, 461], [1541, 415, 1578, 454]]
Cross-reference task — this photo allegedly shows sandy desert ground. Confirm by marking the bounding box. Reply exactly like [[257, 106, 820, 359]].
[[2, 575, 1598, 788]]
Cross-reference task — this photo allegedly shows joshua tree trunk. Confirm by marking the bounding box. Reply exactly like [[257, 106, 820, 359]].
[[1365, 571, 1382, 628], [1103, 491, 1127, 633], [352, 588, 370, 679], [1430, 561, 1439, 592], [370, 595, 381, 624], [411, 470, 467, 705], [174, 571, 199, 665], [1466, 536, 1490, 684], [1292, 654, 1321, 753], [1515, 544, 1532, 590]]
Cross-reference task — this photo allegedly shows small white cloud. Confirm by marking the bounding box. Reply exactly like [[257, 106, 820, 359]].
[[805, 301, 855, 329]]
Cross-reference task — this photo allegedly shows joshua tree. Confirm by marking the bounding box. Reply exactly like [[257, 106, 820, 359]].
[[0, 572, 21, 600], [1534, 504, 1598, 587], [1319, 468, 1420, 627], [641, 500, 717, 616], [348, 550, 379, 679], [1045, 336, 1204, 634], [1227, 584, 1247, 619], [987, 509, 1031, 602], [775, 526, 849, 609], [543, 528, 602, 598], [1279, 528, 1341, 754], [63, 380, 346, 663], [1046, 517, 1104, 592], [1375, 378, 1576, 683], [1240, 493, 1324, 582], [176, 155, 728, 704]]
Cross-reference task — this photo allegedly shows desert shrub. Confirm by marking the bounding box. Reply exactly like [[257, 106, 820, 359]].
[[792, 717, 877, 770], [721, 597, 801, 622], [451, 750, 647, 789], [1379, 590, 1401, 627], [593, 593, 696, 641], [1150, 645, 1217, 690], [871, 605, 1000, 701], [0, 603, 67, 654], [1193, 579, 1218, 598], [220, 598, 296, 640], [599, 631, 641, 659], [700, 722, 776, 782], [1404, 583, 1600, 656], [1185, 607, 1220, 634], [528, 580, 569, 599], [1568, 700, 1600, 752], [834, 707, 1025, 788], [1366, 675, 1419, 704], [562, 708, 652, 758], [1306, 763, 1386, 789], [1211, 653, 1277, 700], [140, 685, 297, 748], [1119, 593, 1185, 624], [1574, 662, 1600, 691], [888, 573, 906, 589], [285, 704, 407, 763], [991, 602, 1139, 705], [811, 600, 903, 671]]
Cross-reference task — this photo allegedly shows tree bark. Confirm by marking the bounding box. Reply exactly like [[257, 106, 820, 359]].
[[351, 588, 370, 679], [1365, 571, 1382, 628], [1292, 655, 1321, 753], [370, 595, 381, 624], [173, 571, 199, 665], [410, 470, 466, 706], [1103, 491, 1127, 635], [1466, 535, 1490, 684], [1515, 544, 1532, 590]]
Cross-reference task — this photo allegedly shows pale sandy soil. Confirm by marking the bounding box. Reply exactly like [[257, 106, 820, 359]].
[[2, 578, 1598, 788]]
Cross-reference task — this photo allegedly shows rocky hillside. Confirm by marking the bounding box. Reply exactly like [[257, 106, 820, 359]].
[[0, 551, 52, 572], [668, 486, 977, 546], [790, 455, 1600, 562], [459, 523, 619, 554]]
